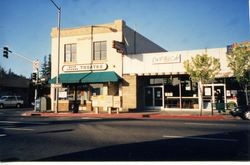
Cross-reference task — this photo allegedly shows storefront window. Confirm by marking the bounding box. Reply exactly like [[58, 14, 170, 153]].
[[164, 77, 198, 109], [90, 84, 103, 96]]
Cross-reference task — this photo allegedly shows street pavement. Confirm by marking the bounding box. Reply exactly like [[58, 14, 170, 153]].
[[0, 108, 249, 161]]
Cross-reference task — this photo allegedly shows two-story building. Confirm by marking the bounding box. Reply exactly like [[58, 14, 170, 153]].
[[50, 19, 166, 112]]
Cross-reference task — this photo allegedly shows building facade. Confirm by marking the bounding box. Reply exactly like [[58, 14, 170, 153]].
[[123, 48, 238, 112], [50, 20, 166, 112], [50, 19, 246, 113]]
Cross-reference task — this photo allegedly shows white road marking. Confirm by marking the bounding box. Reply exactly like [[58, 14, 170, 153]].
[[0, 121, 21, 124], [0, 134, 7, 137], [81, 117, 101, 120], [184, 122, 235, 126], [0, 121, 49, 125], [162, 135, 238, 142], [3, 127, 34, 131]]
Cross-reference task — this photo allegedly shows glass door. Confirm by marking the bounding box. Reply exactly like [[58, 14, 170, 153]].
[[144, 86, 163, 109], [154, 87, 163, 107], [145, 87, 153, 107]]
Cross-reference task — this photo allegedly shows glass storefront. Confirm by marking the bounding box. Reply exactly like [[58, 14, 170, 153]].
[[140, 75, 241, 111], [56, 82, 119, 112], [140, 75, 199, 110]]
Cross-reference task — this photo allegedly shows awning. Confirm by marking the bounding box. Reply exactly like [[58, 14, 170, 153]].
[[49, 71, 122, 84]]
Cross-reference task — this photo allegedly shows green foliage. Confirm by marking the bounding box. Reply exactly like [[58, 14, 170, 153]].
[[227, 45, 250, 85], [40, 54, 51, 82], [184, 54, 221, 83]]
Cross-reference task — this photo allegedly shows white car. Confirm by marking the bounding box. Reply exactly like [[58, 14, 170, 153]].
[[0, 96, 24, 109]]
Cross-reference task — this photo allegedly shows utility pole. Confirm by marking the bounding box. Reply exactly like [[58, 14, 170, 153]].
[[50, 0, 61, 113]]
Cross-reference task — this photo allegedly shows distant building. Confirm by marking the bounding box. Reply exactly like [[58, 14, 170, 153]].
[[0, 76, 31, 105]]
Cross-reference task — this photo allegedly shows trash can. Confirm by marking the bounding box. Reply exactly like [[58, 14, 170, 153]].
[[216, 103, 225, 112], [35, 98, 41, 111], [70, 102, 79, 113], [40, 97, 47, 112], [36, 97, 51, 112]]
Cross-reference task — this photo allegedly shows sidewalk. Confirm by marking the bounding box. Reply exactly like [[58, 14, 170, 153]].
[[21, 110, 234, 120]]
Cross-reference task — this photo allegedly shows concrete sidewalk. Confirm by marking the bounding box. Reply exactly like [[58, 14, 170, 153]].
[[21, 110, 234, 120]]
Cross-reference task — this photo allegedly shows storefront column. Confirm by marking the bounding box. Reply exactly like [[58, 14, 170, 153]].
[[179, 80, 182, 110], [122, 74, 137, 112], [50, 86, 56, 112]]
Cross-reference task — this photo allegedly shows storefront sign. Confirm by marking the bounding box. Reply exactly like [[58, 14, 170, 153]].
[[59, 91, 67, 98], [62, 63, 108, 72], [91, 95, 113, 107], [152, 54, 181, 64], [113, 96, 121, 108]]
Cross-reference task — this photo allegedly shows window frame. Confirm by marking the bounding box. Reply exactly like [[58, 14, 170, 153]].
[[93, 41, 107, 61], [64, 43, 77, 63]]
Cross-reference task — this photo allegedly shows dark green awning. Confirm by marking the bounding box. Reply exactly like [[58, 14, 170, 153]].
[[49, 71, 121, 84]]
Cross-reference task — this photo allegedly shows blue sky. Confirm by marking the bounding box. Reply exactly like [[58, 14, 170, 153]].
[[0, 0, 249, 78]]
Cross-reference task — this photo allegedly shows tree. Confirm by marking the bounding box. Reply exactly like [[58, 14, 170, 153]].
[[40, 54, 51, 82], [41, 55, 47, 79], [227, 43, 250, 105], [184, 54, 221, 115], [47, 54, 51, 80], [39, 54, 51, 96]]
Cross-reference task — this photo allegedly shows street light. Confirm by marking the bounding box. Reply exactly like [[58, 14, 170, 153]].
[[50, 0, 61, 113]]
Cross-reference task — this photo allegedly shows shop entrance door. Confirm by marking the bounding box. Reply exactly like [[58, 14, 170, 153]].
[[203, 84, 226, 111], [145, 86, 163, 109]]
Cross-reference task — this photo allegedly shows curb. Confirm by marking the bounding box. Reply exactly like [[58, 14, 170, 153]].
[[22, 111, 228, 120]]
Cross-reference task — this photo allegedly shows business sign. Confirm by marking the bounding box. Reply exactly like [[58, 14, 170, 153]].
[[152, 54, 181, 64], [113, 96, 121, 108], [92, 95, 113, 107], [62, 63, 108, 72], [112, 40, 126, 54]]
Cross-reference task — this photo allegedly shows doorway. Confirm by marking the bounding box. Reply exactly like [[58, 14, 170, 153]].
[[144, 86, 163, 109], [203, 84, 226, 111]]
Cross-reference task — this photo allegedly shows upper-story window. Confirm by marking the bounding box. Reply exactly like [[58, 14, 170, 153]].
[[93, 41, 107, 61], [64, 43, 77, 62]]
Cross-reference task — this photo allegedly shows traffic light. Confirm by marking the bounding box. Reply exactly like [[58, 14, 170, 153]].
[[3, 47, 9, 58], [32, 72, 37, 81]]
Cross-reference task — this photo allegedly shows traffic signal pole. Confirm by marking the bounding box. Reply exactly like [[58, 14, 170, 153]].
[[2, 47, 40, 111], [2, 47, 33, 63]]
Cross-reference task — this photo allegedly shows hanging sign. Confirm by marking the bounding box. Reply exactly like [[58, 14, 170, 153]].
[[62, 63, 108, 72]]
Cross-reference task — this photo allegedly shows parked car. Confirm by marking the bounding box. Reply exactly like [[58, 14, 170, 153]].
[[230, 105, 250, 120], [0, 96, 24, 109]]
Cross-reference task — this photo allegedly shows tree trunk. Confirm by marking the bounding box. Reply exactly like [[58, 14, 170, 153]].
[[245, 84, 249, 105], [198, 81, 203, 116]]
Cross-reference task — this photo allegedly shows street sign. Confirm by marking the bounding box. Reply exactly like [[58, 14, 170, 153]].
[[33, 60, 40, 72]]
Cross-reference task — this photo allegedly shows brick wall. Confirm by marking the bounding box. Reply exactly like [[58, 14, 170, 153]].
[[122, 74, 137, 111]]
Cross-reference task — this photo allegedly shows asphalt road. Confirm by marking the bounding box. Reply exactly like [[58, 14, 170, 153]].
[[0, 108, 249, 161]]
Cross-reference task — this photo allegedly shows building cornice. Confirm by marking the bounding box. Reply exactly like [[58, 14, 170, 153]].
[[51, 19, 124, 38]]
